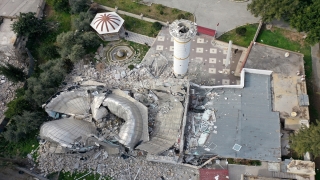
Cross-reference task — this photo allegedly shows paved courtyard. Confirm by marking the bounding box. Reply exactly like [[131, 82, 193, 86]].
[[142, 27, 245, 86], [142, 0, 259, 36]]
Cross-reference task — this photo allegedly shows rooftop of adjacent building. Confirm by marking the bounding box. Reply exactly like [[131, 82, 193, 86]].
[[189, 70, 281, 162], [245, 43, 309, 129]]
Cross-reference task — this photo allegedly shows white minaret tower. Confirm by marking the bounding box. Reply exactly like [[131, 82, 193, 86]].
[[169, 19, 197, 78]]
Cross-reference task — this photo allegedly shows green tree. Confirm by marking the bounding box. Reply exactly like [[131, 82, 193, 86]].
[[73, 11, 94, 31], [0, 63, 26, 83], [56, 31, 78, 58], [38, 44, 59, 61], [25, 59, 66, 106], [290, 121, 320, 157], [11, 12, 47, 37], [70, 0, 88, 14], [69, 44, 85, 62], [4, 97, 30, 119], [236, 27, 247, 36], [152, 22, 162, 31], [57, 31, 99, 59], [53, 0, 70, 12], [56, 31, 77, 48], [247, 0, 301, 22], [3, 111, 45, 142], [78, 31, 100, 49], [290, 0, 320, 45]]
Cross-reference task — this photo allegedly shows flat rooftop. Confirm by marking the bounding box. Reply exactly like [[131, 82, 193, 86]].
[[190, 72, 281, 162], [245, 43, 309, 122], [0, 0, 43, 17]]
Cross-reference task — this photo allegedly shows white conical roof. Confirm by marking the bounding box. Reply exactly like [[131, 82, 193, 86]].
[[90, 12, 124, 34]]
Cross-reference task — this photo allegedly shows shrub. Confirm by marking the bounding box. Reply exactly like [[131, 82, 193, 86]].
[[236, 27, 247, 36], [0, 63, 26, 83], [38, 44, 59, 60], [128, 64, 134, 70], [53, 0, 70, 12], [172, 8, 180, 14], [156, 4, 165, 11], [185, 12, 192, 19], [159, 10, 164, 15], [70, 0, 88, 14], [73, 11, 94, 31], [152, 22, 162, 31], [177, 14, 185, 19]]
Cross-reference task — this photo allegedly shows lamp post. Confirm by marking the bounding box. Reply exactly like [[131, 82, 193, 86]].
[[216, 23, 219, 37]]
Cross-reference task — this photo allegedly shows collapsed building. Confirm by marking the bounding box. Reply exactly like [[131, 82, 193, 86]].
[[36, 18, 315, 179]]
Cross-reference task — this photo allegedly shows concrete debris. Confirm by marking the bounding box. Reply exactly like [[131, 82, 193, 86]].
[[0, 50, 26, 124], [37, 143, 199, 180]]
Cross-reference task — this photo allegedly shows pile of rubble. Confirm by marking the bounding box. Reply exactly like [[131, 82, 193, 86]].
[[37, 143, 199, 180], [0, 50, 26, 122]]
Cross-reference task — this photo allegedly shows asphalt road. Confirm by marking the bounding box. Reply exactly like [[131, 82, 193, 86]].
[[143, 0, 259, 36]]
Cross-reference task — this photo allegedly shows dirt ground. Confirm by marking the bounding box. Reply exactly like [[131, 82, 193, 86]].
[[44, 3, 54, 17], [282, 29, 306, 46], [0, 167, 33, 180]]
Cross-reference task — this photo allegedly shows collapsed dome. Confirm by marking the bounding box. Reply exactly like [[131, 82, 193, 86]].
[[40, 118, 97, 148]]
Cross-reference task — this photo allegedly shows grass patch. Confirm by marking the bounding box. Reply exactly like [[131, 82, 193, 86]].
[[218, 24, 258, 47], [123, 15, 160, 37], [0, 131, 39, 158], [58, 171, 112, 180], [94, 0, 193, 22], [27, 1, 72, 63]]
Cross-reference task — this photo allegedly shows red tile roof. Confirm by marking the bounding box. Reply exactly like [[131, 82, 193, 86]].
[[197, 26, 216, 36], [199, 169, 229, 180]]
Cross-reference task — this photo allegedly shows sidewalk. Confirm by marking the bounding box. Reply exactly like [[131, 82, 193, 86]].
[[97, 4, 168, 26], [124, 31, 155, 46]]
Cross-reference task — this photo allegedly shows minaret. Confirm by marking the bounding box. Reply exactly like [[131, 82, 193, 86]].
[[169, 19, 197, 78]]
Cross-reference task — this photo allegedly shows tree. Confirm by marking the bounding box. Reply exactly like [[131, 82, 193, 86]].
[[69, 44, 85, 62], [152, 22, 162, 31], [11, 12, 47, 37], [290, 121, 320, 157], [38, 44, 59, 61], [25, 59, 66, 106], [290, 0, 320, 45], [56, 31, 78, 58], [53, 0, 70, 12], [247, 0, 301, 22], [73, 11, 94, 31], [78, 32, 100, 49], [0, 63, 26, 83], [3, 111, 45, 142], [236, 27, 247, 36], [70, 0, 88, 14], [4, 96, 30, 119], [56, 31, 77, 48], [247, 0, 320, 45], [56, 31, 99, 59]]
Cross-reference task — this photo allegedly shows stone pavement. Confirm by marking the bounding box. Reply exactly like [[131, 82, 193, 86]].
[[124, 31, 155, 46], [142, 0, 259, 36]]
